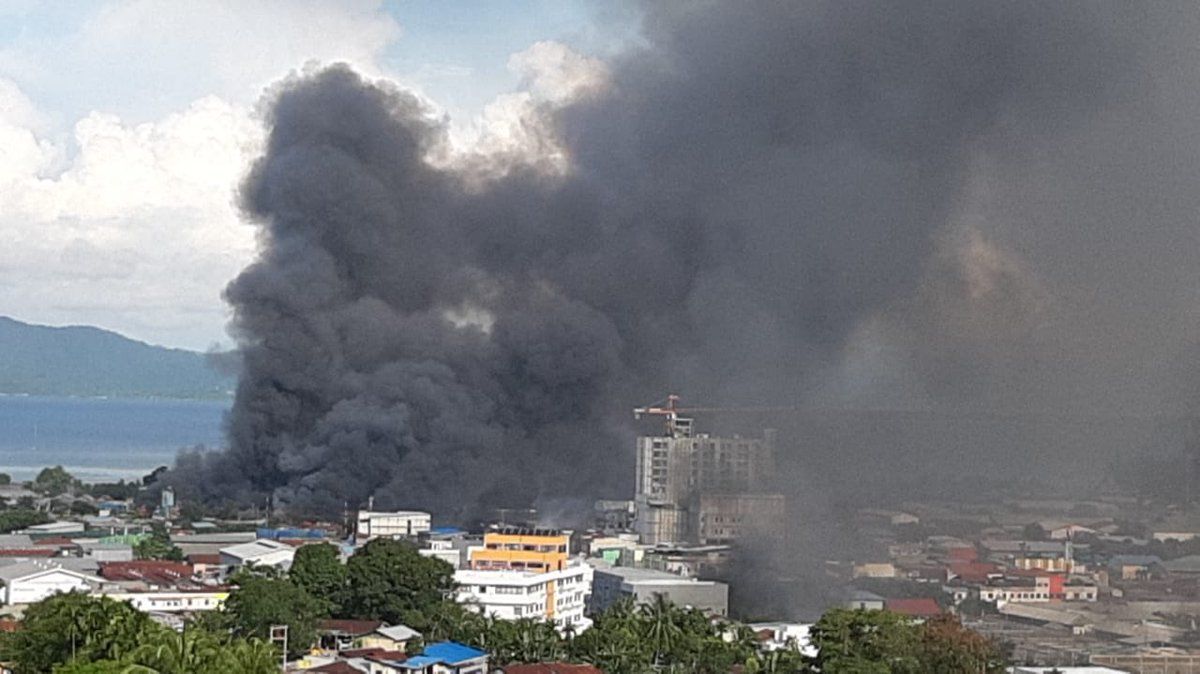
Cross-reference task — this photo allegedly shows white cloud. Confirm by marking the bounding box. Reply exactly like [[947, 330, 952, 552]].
[[0, 0, 401, 120], [0, 1, 401, 349], [444, 41, 608, 176], [0, 7, 601, 350], [0, 87, 262, 349]]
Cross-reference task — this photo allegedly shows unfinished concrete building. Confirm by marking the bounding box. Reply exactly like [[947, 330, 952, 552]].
[[633, 397, 784, 545]]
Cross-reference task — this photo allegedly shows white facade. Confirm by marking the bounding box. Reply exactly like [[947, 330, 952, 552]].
[[0, 563, 102, 605], [455, 561, 593, 632], [105, 591, 228, 613], [420, 540, 463, 568], [746, 622, 816, 657], [356, 510, 431, 543], [218, 539, 295, 570]]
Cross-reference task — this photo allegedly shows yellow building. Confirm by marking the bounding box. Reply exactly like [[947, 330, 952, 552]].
[[468, 527, 570, 573]]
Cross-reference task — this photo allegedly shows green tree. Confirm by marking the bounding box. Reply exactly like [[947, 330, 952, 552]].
[[640, 594, 683, 667], [807, 608, 921, 674], [343, 538, 455, 624], [0, 593, 159, 673], [0, 509, 51, 533], [49, 660, 135, 673], [0, 472, 11, 485], [33, 466, 78, 496], [916, 613, 1006, 673], [127, 627, 223, 674], [86, 481, 139, 500], [1022, 523, 1047, 541], [223, 573, 324, 657], [289, 542, 347, 613], [133, 524, 183, 562]]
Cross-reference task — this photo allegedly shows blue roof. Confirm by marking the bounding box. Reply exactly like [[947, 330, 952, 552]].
[[431, 526, 464, 535], [421, 641, 487, 663], [399, 655, 439, 669]]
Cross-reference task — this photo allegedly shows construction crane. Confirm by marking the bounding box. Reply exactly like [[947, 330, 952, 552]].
[[633, 394, 800, 436]]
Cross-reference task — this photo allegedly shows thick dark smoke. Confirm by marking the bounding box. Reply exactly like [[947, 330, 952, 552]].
[[171, 1, 1200, 568]]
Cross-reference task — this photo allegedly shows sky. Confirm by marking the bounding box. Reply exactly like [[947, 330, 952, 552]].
[[0, 0, 634, 350]]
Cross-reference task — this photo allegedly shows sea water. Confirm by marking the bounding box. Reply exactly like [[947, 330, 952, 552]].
[[0, 395, 228, 482]]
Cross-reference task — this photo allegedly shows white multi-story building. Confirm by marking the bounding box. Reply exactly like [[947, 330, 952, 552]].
[[356, 510, 431, 543], [455, 561, 593, 633]]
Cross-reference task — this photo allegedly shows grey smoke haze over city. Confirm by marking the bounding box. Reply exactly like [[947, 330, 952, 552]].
[[167, 0, 1200, 557]]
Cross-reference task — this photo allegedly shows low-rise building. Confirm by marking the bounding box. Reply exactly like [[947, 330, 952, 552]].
[[99, 560, 198, 590], [981, 540, 1075, 573], [853, 563, 897, 579], [1107, 555, 1163, 581], [747, 622, 816, 656], [22, 521, 86, 535], [393, 641, 488, 674], [883, 598, 941, 620], [316, 619, 385, 651], [80, 542, 134, 562], [361, 624, 422, 652], [845, 590, 885, 611], [356, 511, 432, 544], [218, 539, 295, 571], [589, 565, 728, 616], [105, 591, 227, 613], [171, 531, 257, 558], [974, 574, 1097, 604], [641, 543, 732, 579], [0, 561, 104, 605]]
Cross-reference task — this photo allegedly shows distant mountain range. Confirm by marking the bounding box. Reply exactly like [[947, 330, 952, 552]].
[[0, 316, 235, 399]]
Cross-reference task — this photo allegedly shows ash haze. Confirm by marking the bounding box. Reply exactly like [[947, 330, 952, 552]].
[[138, 2, 1200, 612]]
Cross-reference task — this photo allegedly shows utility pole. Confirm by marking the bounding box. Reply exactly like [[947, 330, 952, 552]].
[[270, 624, 288, 672]]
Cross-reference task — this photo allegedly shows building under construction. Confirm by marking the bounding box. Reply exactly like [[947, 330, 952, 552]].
[[633, 396, 786, 545]]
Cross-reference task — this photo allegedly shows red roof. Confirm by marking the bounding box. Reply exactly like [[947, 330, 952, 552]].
[[0, 549, 57, 557], [34, 537, 76, 546], [885, 598, 942, 618], [0, 619, 20, 633], [503, 665, 605, 674], [187, 553, 222, 565], [100, 561, 195, 585], [309, 663, 364, 674], [318, 619, 384, 636], [947, 547, 979, 562]]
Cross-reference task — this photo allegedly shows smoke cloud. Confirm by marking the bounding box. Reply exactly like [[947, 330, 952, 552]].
[[170, 1, 1200, 563]]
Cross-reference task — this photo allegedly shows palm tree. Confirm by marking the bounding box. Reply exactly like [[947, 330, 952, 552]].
[[639, 593, 683, 667], [212, 637, 280, 673], [127, 626, 222, 674]]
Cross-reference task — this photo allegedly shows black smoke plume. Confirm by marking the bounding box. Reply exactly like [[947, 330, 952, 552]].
[[172, 2, 1200, 565]]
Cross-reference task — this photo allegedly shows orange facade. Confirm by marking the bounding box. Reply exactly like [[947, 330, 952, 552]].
[[469, 530, 569, 573]]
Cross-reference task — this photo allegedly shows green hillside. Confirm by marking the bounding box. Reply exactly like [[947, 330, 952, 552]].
[[0, 316, 234, 399]]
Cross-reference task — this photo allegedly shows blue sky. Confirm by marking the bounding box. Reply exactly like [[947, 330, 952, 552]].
[[0, 1, 638, 349]]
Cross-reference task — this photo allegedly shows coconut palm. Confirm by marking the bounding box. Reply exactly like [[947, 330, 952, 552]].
[[127, 626, 222, 674], [639, 593, 683, 667]]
